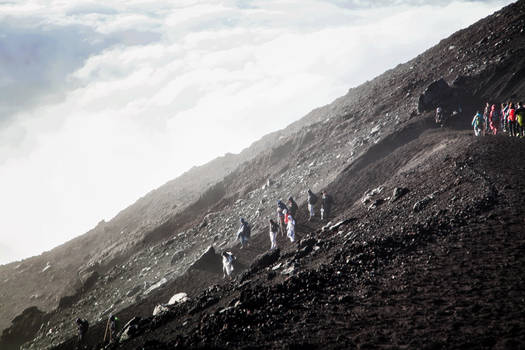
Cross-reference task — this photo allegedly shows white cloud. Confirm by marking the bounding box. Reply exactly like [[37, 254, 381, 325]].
[[0, 0, 514, 264]]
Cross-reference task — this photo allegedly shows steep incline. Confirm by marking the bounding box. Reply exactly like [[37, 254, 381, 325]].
[[56, 123, 525, 350], [2, 1, 525, 349]]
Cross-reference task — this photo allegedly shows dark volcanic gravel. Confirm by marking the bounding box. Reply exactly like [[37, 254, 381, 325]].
[[96, 134, 525, 350]]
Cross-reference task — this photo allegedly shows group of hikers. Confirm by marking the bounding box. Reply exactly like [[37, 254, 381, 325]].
[[75, 188, 334, 347], [75, 315, 119, 349], [237, 188, 333, 251], [471, 101, 525, 137], [224, 188, 333, 279]]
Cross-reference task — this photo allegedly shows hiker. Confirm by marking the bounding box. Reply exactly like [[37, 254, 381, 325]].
[[286, 211, 295, 243], [502, 102, 510, 133], [483, 102, 490, 135], [472, 111, 483, 136], [269, 218, 278, 250], [237, 218, 251, 249], [500, 103, 506, 132], [508, 102, 517, 137], [108, 315, 119, 343], [321, 191, 333, 220], [288, 196, 298, 219], [489, 104, 500, 135], [222, 251, 235, 279], [276, 200, 288, 236], [516, 102, 525, 137], [76, 318, 89, 348], [307, 189, 317, 220], [435, 106, 444, 126]]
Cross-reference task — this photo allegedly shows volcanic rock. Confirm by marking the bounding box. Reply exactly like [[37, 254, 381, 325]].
[[168, 292, 189, 305], [391, 187, 409, 202], [418, 78, 454, 112], [250, 249, 280, 274]]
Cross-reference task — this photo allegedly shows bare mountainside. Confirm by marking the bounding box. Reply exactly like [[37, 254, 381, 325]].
[[0, 79, 332, 334], [1, 1, 525, 349]]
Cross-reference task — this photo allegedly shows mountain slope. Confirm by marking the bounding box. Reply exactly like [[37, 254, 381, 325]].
[[102, 131, 525, 350], [2, 1, 525, 349]]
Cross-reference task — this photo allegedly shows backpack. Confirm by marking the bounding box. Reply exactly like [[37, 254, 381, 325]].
[[474, 114, 482, 127], [78, 319, 89, 333], [290, 201, 298, 214], [516, 108, 525, 125], [270, 221, 278, 232], [491, 109, 499, 123], [244, 223, 251, 238], [226, 252, 235, 263]]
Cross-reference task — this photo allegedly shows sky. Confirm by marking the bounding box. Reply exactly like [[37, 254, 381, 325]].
[[0, 0, 514, 265]]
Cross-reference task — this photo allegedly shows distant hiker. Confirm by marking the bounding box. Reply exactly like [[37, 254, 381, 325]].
[[516, 102, 525, 137], [435, 106, 444, 126], [321, 191, 333, 220], [269, 219, 278, 250], [472, 112, 483, 137], [483, 102, 490, 135], [104, 315, 119, 344], [288, 196, 298, 219], [502, 102, 510, 133], [286, 211, 295, 243], [76, 318, 89, 348], [276, 200, 288, 236], [110, 315, 120, 343], [222, 251, 235, 279], [307, 189, 317, 220], [489, 104, 500, 135], [500, 103, 506, 132], [237, 218, 251, 249], [508, 102, 517, 137]]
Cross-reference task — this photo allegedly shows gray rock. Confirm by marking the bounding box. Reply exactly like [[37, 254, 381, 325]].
[[168, 292, 189, 305], [118, 317, 141, 342], [153, 304, 169, 316], [329, 219, 355, 231], [391, 187, 409, 203], [281, 265, 295, 275], [170, 250, 185, 266], [189, 246, 221, 274], [144, 278, 168, 295], [413, 194, 434, 212], [362, 186, 384, 205], [298, 238, 316, 250], [417, 78, 454, 113], [250, 249, 280, 274], [322, 222, 333, 232]]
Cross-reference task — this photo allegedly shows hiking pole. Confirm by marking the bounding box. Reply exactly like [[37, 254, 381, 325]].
[[103, 317, 110, 343]]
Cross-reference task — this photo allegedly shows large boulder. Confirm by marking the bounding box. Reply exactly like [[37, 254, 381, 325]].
[[0, 307, 50, 350], [168, 292, 189, 305], [189, 246, 221, 274], [79, 270, 99, 291], [250, 249, 280, 274], [413, 194, 435, 212], [153, 304, 170, 316], [418, 78, 454, 113], [119, 317, 142, 342], [391, 187, 410, 203]]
